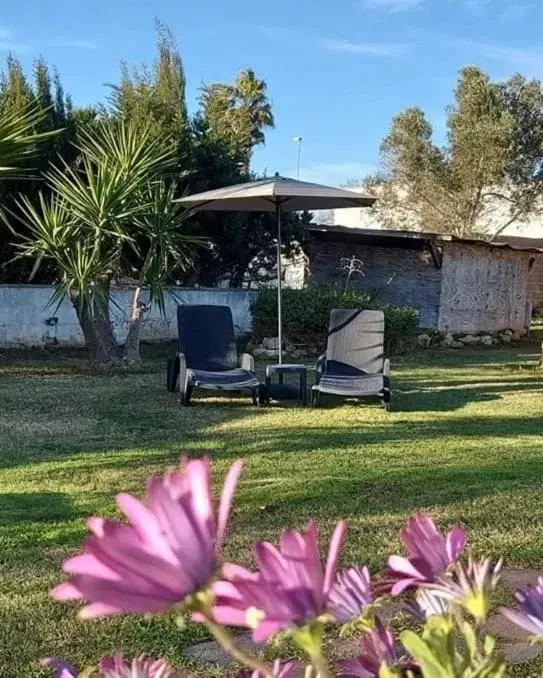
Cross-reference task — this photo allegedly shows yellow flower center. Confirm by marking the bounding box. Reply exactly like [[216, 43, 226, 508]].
[[245, 606, 265, 629]]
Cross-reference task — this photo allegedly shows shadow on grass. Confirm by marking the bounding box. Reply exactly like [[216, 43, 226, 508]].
[[255, 458, 543, 519], [55, 412, 542, 474], [396, 379, 543, 412], [0, 343, 541, 471], [0, 491, 76, 524]]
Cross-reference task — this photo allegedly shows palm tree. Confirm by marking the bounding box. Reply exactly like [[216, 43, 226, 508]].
[[18, 119, 202, 371], [233, 69, 274, 151], [0, 103, 57, 177], [199, 69, 274, 164]]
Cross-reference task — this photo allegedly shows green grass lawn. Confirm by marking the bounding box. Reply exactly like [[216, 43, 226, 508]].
[[1, 341, 543, 676]]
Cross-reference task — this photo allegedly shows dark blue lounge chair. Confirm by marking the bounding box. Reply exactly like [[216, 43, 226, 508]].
[[169, 305, 260, 406]]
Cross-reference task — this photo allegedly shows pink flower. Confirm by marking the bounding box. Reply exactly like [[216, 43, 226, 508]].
[[100, 652, 178, 677], [238, 659, 300, 677], [328, 567, 373, 623], [386, 512, 466, 595], [40, 659, 78, 678], [212, 520, 347, 642], [51, 458, 243, 618], [337, 620, 398, 677], [501, 576, 543, 636], [41, 654, 180, 677]]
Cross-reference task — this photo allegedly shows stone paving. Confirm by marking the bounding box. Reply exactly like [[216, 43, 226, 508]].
[[182, 568, 543, 671]]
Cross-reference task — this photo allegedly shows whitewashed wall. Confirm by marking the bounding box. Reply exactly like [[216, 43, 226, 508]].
[[0, 285, 256, 348]]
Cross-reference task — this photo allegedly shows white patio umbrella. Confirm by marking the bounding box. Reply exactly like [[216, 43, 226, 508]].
[[176, 174, 375, 363]]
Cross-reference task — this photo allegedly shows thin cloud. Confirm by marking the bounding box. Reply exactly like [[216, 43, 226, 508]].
[[362, 0, 424, 11], [0, 26, 28, 53], [462, 0, 488, 16], [49, 38, 98, 50], [259, 26, 409, 58], [460, 0, 533, 19], [452, 38, 543, 72], [320, 38, 409, 57], [499, 2, 534, 22], [0, 27, 97, 53]]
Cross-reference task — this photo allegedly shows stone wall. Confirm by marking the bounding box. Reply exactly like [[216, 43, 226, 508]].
[[308, 240, 442, 327], [438, 243, 530, 333], [0, 286, 256, 348]]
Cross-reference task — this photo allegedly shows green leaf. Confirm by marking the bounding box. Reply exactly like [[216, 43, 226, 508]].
[[401, 630, 451, 678]]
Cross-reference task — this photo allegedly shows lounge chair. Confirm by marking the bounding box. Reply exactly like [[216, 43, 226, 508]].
[[312, 309, 391, 410], [169, 304, 261, 406]]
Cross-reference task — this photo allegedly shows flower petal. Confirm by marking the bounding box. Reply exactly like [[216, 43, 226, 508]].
[[387, 555, 423, 579], [446, 526, 466, 561], [40, 658, 78, 678], [50, 582, 85, 601], [217, 460, 244, 552], [324, 521, 347, 595]]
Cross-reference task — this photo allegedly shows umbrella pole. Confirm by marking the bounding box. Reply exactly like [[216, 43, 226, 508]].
[[276, 203, 283, 364]]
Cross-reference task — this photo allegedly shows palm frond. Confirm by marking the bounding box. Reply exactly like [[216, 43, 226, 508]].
[[133, 181, 207, 311], [0, 103, 59, 176]]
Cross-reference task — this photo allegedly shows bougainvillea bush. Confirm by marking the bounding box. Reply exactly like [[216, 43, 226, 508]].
[[42, 458, 543, 677]]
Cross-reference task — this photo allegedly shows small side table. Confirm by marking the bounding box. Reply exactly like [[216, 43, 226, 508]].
[[265, 363, 308, 406]]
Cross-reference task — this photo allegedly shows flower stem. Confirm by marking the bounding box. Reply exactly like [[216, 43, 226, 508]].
[[310, 649, 331, 678], [203, 615, 275, 678]]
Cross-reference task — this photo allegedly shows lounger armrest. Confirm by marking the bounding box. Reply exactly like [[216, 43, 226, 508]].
[[316, 353, 326, 384], [383, 358, 391, 377], [241, 353, 255, 373]]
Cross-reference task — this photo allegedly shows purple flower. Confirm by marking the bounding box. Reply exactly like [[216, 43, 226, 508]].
[[51, 458, 243, 618], [238, 659, 300, 677], [501, 576, 543, 636], [40, 659, 78, 678], [41, 654, 180, 677], [337, 619, 398, 678], [100, 652, 178, 677], [328, 567, 373, 623], [405, 588, 454, 623], [211, 520, 347, 642], [386, 512, 466, 595], [429, 556, 501, 622]]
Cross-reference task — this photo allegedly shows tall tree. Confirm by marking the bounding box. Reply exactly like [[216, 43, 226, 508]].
[[367, 67, 543, 238], [186, 69, 282, 286], [17, 120, 201, 371], [0, 55, 78, 282], [0, 55, 34, 114], [199, 68, 274, 165], [107, 21, 190, 158]]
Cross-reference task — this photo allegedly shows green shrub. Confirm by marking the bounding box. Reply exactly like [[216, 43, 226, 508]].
[[250, 286, 419, 355]]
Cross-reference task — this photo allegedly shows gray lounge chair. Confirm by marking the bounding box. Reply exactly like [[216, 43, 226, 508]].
[[171, 305, 261, 406], [312, 309, 391, 410]]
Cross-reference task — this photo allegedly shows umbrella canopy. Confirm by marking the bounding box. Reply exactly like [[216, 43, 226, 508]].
[[175, 174, 376, 212], [176, 175, 376, 366]]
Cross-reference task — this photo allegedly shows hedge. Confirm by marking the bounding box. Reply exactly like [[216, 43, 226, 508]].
[[250, 286, 419, 355]]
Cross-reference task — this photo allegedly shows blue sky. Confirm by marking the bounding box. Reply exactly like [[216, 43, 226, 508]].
[[2, 0, 543, 185]]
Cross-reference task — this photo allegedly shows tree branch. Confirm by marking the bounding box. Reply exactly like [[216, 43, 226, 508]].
[[480, 191, 515, 203], [489, 210, 523, 241]]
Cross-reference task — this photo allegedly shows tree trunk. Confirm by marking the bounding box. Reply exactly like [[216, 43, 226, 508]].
[[72, 291, 120, 374], [123, 287, 148, 366]]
